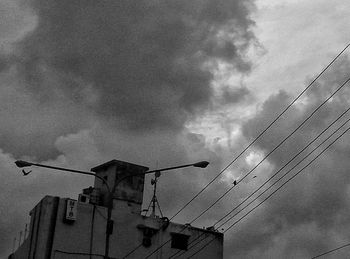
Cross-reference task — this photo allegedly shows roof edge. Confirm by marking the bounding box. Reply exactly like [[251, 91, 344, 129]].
[[91, 159, 149, 172]]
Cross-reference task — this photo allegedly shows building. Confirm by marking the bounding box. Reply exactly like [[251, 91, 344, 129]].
[[9, 160, 223, 259]]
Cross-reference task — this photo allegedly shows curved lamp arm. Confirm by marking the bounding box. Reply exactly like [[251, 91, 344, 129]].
[[14, 160, 111, 193]]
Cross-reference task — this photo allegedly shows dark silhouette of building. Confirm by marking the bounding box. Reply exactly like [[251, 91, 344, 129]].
[[9, 160, 223, 258]]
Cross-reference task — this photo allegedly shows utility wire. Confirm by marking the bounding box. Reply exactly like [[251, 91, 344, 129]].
[[173, 113, 350, 259], [170, 107, 350, 259], [123, 44, 350, 259], [143, 75, 350, 259], [311, 242, 350, 258], [122, 244, 144, 258], [141, 75, 350, 259], [215, 107, 350, 227], [53, 250, 104, 258], [187, 125, 350, 258], [169, 43, 350, 222], [188, 76, 350, 225], [219, 120, 350, 230], [172, 108, 350, 258]]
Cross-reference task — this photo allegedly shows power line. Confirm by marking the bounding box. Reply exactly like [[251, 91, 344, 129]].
[[122, 244, 143, 258], [188, 125, 350, 258], [141, 76, 350, 259], [174, 115, 350, 258], [311, 242, 350, 258], [172, 108, 350, 258], [143, 73, 350, 259], [170, 107, 350, 259], [219, 122, 350, 230], [215, 109, 350, 228], [187, 76, 350, 225], [169, 43, 350, 222], [187, 125, 350, 258], [122, 43, 350, 259], [53, 250, 104, 258]]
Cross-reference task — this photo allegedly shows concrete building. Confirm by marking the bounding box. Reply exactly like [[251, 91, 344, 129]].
[[9, 160, 223, 259]]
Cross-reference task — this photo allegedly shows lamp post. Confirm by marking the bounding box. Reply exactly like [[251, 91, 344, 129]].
[[14, 160, 209, 258]]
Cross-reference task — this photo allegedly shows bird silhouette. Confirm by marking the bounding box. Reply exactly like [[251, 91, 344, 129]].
[[233, 180, 237, 186], [22, 169, 32, 176]]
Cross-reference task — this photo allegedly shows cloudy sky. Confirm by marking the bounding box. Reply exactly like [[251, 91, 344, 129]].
[[1, 0, 350, 258]]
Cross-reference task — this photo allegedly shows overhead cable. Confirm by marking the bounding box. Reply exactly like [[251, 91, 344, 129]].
[[311, 242, 350, 258], [188, 76, 350, 225], [123, 43, 350, 259], [169, 43, 350, 222], [142, 74, 350, 259], [172, 111, 350, 259], [171, 106, 350, 259], [186, 124, 350, 258]]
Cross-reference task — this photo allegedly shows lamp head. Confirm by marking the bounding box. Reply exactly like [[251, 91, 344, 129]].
[[15, 160, 33, 168], [193, 161, 209, 168]]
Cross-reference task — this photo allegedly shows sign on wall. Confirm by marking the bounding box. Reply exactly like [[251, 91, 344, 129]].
[[65, 199, 77, 221]]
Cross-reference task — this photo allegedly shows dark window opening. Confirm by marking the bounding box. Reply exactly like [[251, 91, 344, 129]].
[[171, 233, 189, 250]]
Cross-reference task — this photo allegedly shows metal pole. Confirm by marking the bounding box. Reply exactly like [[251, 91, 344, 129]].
[[15, 161, 111, 193], [151, 176, 157, 217], [105, 193, 112, 259], [145, 163, 196, 174]]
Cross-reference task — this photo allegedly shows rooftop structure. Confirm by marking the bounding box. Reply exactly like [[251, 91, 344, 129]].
[[9, 159, 223, 259]]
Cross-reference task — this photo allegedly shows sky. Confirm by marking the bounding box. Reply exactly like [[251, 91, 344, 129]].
[[0, 0, 350, 258]]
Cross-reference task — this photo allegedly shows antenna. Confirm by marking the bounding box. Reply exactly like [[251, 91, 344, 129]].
[[145, 171, 164, 218]]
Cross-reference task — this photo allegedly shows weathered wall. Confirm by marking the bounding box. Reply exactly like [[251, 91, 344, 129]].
[[11, 196, 59, 259], [110, 202, 223, 259], [11, 196, 223, 259], [50, 198, 107, 258]]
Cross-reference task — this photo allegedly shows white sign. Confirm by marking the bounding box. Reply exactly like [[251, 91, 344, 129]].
[[65, 199, 77, 221]]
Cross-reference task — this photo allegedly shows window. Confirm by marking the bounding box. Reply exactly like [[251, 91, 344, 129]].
[[171, 233, 190, 250], [80, 195, 87, 203]]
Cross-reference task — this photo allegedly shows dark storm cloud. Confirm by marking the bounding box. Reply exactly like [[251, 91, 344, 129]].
[[0, 1, 258, 256], [227, 57, 350, 258], [0, 66, 95, 159], [0, 0, 258, 160], [16, 0, 256, 131]]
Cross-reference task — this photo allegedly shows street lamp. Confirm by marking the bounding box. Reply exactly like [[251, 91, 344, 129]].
[[15, 160, 111, 193], [14, 159, 209, 258]]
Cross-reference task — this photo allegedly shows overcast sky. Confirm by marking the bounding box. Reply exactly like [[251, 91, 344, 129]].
[[1, 0, 350, 258]]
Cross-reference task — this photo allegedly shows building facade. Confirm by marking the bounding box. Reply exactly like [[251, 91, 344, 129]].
[[9, 160, 223, 259]]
